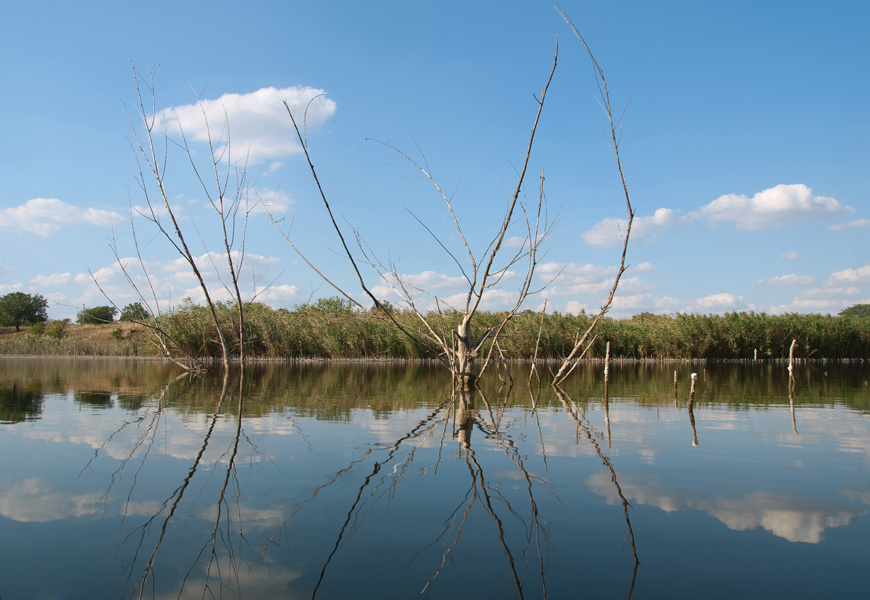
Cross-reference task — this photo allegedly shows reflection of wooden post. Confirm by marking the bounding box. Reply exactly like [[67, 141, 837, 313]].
[[788, 338, 796, 401], [604, 341, 611, 400], [787, 340, 798, 436], [673, 370, 678, 405], [688, 373, 697, 409], [789, 393, 799, 435], [689, 404, 699, 446]]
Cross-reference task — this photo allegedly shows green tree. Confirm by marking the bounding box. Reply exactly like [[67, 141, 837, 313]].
[[839, 303, 870, 319], [312, 296, 354, 312], [0, 292, 49, 332], [119, 302, 149, 322], [77, 305, 118, 324]]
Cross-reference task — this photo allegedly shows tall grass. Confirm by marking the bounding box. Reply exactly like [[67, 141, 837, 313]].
[[155, 304, 870, 360], [0, 333, 142, 357], [3, 303, 868, 359]]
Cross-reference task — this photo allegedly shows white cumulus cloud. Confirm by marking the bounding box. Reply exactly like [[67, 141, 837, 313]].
[[250, 187, 294, 215], [829, 218, 870, 231], [253, 284, 302, 304], [564, 300, 588, 315], [583, 208, 681, 248], [827, 264, 870, 285], [157, 86, 336, 165], [29, 273, 72, 286], [757, 274, 817, 287], [687, 293, 751, 313], [654, 296, 681, 311], [401, 271, 468, 290], [0, 198, 123, 236], [690, 184, 852, 229], [781, 250, 801, 260], [612, 293, 652, 310]]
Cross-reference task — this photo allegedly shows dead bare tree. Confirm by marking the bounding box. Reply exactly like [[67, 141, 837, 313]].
[[552, 7, 635, 386], [266, 45, 560, 391], [106, 62, 254, 369]]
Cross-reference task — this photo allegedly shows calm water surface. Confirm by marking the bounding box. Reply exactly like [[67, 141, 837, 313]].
[[1, 359, 868, 599]]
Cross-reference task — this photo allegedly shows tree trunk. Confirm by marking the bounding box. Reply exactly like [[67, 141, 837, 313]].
[[455, 321, 477, 390]]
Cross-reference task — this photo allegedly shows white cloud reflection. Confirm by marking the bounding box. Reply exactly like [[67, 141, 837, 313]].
[[587, 473, 865, 543]]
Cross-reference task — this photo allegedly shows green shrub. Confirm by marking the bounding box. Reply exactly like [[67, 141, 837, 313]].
[[46, 320, 68, 339]]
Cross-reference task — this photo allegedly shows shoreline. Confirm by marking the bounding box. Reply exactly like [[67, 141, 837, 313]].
[[1, 354, 865, 364]]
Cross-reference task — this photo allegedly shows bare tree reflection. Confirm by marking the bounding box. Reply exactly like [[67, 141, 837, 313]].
[[474, 387, 554, 600], [553, 387, 640, 598], [310, 400, 454, 599], [82, 365, 645, 598], [123, 370, 232, 599], [87, 368, 286, 600], [459, 388, 526, 600]]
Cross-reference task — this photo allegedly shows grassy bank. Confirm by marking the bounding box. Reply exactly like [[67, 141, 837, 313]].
[[2, 303, 869, 360]]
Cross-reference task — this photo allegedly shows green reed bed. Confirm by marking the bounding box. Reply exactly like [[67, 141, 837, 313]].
[[159, 303, 870, 360], [3, 301, 869, 360]]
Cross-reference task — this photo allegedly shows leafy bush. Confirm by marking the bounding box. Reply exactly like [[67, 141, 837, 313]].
[[46, 320, 68, 339]]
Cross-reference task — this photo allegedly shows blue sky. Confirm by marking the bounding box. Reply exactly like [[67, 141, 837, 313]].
[[1, 0, 868, 321]]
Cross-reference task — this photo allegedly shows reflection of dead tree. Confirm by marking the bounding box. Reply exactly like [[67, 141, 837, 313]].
[[552, 8, 634, 386], [554, 387, 639, 598], [121, 369, 276, 600], [267, 49, 559, 391], [463, 433, 526, 599], [310, 401, 453, 599], [123, 370, 230, 600], [408, 388, 558, 600], [179, 369, 246, 599], [473, 387, 555, 600], [106, 63, 254, 370], [92, 372, 192, 526]]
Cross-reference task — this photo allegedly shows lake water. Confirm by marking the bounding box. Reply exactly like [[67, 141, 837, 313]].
[[1, 358, 868, 599]]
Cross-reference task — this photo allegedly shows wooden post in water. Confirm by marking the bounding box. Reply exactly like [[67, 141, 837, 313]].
[[674, 370, 679, 406], [754, 348, 757, 361]]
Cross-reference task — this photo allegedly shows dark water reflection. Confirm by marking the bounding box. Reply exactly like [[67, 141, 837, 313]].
[[0, 359, 868, 599]]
